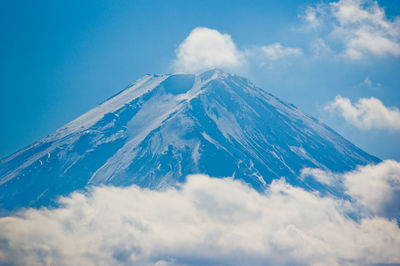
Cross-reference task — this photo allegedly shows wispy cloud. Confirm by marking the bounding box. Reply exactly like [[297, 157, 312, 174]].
[[260, 43, 303, 60], [1, 171, 400, 265], [361, 77, 381, 90], [301, 0, 400, 59], [299, 5, 326, 30], [301, 167, 338, 186], [325, 95, 400, 131], [364, 77, 373, 87], [310, 38, 333, 56]]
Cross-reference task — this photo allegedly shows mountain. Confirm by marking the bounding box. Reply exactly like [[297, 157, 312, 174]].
[[0, 69, 379, 211]]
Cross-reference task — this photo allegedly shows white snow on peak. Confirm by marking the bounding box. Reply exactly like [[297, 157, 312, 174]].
[[88, 74, 215, 184], [54, 75, 169, 138]]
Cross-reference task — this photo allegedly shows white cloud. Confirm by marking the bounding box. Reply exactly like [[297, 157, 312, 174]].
[[172, 27, 303, 72], [302, 0, 400, 59], [310, 38, 333, 56], [299, 5, 326, 30], [325, 95, 400, 131], [342, 160, 400, 217], [302, 160, 400, 218], [260, 43, 303, 60], [1, 174, 400, 265], [173, 27, 245, 73], [300, 167, 338, 186], [302, 7, 321, 29]]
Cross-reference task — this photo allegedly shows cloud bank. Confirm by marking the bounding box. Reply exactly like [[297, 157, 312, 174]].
[[1, 162, 400, 266], [325, 95, 400, 131], [302, 0, 400, 59]]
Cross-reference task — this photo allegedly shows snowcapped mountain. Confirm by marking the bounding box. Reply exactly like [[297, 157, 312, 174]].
[[0, 69, 379, 210]]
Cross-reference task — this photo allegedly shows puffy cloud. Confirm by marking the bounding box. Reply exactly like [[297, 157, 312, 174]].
[[260, 43, 303, 60], [302, 0, 400, 59], [1, 174, 400, 266], [325, 95, 400, 131], [343, 160, 400, 217], [302, 160, 400, 218], [172, 27, 303, 72], [173, 27, 245, 73]]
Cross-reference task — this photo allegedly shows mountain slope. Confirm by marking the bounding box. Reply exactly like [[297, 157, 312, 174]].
[[0, 69, 379, 210]]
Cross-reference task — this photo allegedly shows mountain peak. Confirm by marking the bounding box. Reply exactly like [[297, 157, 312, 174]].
[[0, 71, 379, 210], [197, 68, 231, 80], [199, 67, 227, 75]]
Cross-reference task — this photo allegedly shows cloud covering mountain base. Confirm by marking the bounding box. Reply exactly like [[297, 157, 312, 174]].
[[1, 161, 400, 266]]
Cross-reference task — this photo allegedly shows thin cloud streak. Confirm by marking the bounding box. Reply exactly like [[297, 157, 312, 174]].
[[260, 43, 303, 60]]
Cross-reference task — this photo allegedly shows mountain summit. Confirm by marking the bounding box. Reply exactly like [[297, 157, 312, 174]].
[[0, 69, 379, 210]]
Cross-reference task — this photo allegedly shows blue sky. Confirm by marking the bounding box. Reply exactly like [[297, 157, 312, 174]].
[[1, 0, 399, 160]]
